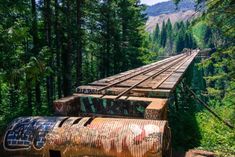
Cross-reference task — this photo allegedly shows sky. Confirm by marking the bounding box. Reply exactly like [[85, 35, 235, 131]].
[[140, 0, 170, 6]]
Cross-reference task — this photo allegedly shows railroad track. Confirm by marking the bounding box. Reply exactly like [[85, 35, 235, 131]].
[[100, 53, 185, 84], [112, 54, 190, 100], [77, 50, 199, 98], [97, 53, 186, 91], [95, 51, 197, 99]]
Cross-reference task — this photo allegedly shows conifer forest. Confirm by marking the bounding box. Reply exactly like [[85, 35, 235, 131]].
[[0, 0, 234, 156]]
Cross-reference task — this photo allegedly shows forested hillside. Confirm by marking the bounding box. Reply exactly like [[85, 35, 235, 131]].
[[143, 19, 197, 61], [145, 0, 198, 32], [0, 0, 234, 156], [146, 10, 197, 32], [0, 0, 146, 127], [143, 0, 234, 156]]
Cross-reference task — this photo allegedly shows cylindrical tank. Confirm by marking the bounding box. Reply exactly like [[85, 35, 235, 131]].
[[0, 117, 171, 157]]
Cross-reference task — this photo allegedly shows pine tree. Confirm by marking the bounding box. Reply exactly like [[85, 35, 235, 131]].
[[44, 0, 54, 109], [62, 0, 73, 96], [153, 24, 160, 43], [76, 0, 84, 86], [160, 21, 167, 47], [124, 0, 146, 69], [31, 0, 41, 112], [0, 0, 147, 131], [175, 29, 185, 53], [165, 19, 173, 54], [54, 0, 62, 98]]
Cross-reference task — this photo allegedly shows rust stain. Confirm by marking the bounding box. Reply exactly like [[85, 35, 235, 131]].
[[0, 117, 171, 157]]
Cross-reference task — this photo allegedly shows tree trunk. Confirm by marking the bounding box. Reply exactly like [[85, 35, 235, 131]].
[[27, 80, 33, 115], [106, 12, 110, 77], [9, 83, 15, 109], [0, 80, 2, 107], [76, 0, 83, 86], [25, 29, 32, 115], [54, 0, 62, 98], [120, 1, 129, 71], [62, 0, 72, 96], [44, 0, 53, 108], [31, 0, 41, 113], [35, 82, 41, 112]]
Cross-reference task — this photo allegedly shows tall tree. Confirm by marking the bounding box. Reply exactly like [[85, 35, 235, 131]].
[[119, 0, 129, 71], [76, 0, 84, 86], [118, 0, 146, 70], [165, 19, 173, 54], [31, 0, 41, 112], [54, 0, 62, 98], [44, 0, 53, 108], [175, 29, 185, 53], [160, 21, 167, 47], [62, 0, 72, 96], [153, 23, 160, 43], [0, 0, 148, 131]]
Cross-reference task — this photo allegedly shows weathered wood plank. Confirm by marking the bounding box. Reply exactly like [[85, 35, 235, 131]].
[[75, 50, 199, 99], [76, 85, 172, 97]]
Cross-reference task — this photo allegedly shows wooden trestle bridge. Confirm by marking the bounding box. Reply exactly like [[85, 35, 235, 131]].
[[1, 49, 201, 157]]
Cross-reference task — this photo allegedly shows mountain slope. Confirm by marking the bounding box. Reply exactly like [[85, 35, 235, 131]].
[[144, 0, 195, 17], [145, 0, 199, 32], [146, 10, 198, 32]]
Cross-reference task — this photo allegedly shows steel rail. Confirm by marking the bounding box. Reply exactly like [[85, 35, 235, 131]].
[[96, 54, 183, 86], [113, 54, 189, 100], [152, 51, 196, 89], [97, 53, 186, 92], [103, 54, 183, 83]]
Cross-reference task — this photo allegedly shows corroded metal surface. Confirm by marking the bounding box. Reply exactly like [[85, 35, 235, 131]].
[[0, 117, 171, 157], [54, 95, 150, 118], [53, 94, 168, 120]]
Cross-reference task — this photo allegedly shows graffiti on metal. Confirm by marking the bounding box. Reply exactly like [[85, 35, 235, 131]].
[[54, 96, 150, 117], [46, 118, 163, 157], [79, 97, 149, 116], [76, 88, 102, 94], [3, 117, 57, 151], [2, 117, 170, 157]]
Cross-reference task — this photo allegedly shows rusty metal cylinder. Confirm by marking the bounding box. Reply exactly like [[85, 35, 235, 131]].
[[0, 117, 171, 157]]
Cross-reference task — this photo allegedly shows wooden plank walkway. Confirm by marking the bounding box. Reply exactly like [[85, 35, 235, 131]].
[[76, 49, 199, 98], [53, 49, 199, 120]]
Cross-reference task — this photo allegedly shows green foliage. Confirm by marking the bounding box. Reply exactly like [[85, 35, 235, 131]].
[[206, 0, 235, 40], [169, 104, 202, 151], [0, 0, 147, 133], [160, 21, 167, 47], [195, 104, 235, 156], [142, 19, 197, 62], [153, 24, 160, 42], [169, 60, 204, 151], [175, 29, 185, 53], [192, 21, 214, 48], [137, 0, 235, 155], [0, 0, 234, 155], [201, 46, 235, 100], [191, 0, 235, 155]]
